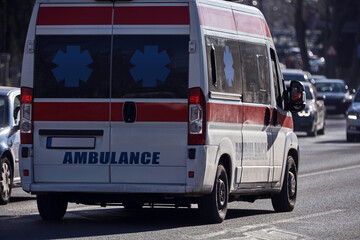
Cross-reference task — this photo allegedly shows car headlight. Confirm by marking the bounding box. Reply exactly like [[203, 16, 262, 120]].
[[298, 105, 313, 117], [347, 112, 358, 120]]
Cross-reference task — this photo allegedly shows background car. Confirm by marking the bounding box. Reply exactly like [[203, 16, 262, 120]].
[[346, 88, 360, 142], [0, 87, 20, 205], [282, 69, 315, 84], [312, 75, 327, 82], [286, 81, 326, 136], [314, 79, 352, 115]]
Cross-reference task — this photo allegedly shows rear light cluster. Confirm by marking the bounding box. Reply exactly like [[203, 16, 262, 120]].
[[20, 87, 33, 144], [188, 88, 206, 145]]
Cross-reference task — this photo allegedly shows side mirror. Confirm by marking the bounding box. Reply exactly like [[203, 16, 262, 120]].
[[286, 81, 306, 111]]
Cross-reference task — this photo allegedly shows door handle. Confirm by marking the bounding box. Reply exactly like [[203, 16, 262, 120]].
[[123, 102, 137, 123]]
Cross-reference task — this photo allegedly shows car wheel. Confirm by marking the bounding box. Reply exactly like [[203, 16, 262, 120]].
[[308, 127, 317, 137], [0, 157, 12, 205], [37, 194, 68, 220], [271, 156, 297, 212], [198, 164, 229, 223], [346, 133, 356, 142]]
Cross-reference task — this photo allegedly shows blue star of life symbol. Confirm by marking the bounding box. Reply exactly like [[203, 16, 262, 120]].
[[129, 45, 171, 87], [223, 46, 234, 87], [52, 46, 93, 87]]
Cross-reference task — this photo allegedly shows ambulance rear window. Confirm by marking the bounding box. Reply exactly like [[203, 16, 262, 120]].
[[34, 35, 111, 98], [112, 35, 189, 99], [34, 35, 189, 99]]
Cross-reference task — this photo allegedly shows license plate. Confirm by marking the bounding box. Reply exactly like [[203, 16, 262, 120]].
[[326, 105, 336, 110]]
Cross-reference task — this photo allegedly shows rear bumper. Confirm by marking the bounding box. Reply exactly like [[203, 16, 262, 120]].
[[20, 145, 218, 196]]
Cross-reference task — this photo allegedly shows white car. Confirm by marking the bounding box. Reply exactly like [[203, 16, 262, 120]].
[[346, 88, 360, 142]]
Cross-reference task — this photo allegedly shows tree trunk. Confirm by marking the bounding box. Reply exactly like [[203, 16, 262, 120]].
[[295, 0, 310, 72], [349, 1, 360, 90], [325, 0, 350, 78]]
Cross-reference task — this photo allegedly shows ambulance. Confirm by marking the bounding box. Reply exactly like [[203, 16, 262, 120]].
[[20, 0, 305, 223]]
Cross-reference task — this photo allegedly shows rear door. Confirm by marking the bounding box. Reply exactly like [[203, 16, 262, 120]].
[[32, 3, 113, 183], [110, 3, 190, 184]]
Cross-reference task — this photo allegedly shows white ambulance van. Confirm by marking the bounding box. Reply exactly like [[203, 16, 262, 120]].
[[20, 0, 305, 223]]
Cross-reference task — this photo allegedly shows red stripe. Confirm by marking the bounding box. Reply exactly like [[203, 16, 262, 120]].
[[36, 7, 112, 25], [207, 102, 242, 123], [33, 101, 292, 128], [111, 102, 188, 122], [277, 111, 293, 130], [198, 6, 236, 31], [233, 12, 268, 37], [34, 102, 110, 121], [207, 103, 293, 129], [198, 6, 270, 38], [261, 19, 272, 38], [114, 6, 190, 25]]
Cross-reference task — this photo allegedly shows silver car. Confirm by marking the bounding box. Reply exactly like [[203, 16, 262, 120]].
[[0, 87, 20, 205], [346, 88, 360, 142]]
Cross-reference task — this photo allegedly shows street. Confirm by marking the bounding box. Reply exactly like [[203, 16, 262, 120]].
[[1, 116, 360, 240]]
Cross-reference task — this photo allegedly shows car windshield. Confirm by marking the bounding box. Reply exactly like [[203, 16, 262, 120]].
[[0, 97, 7, 127], [315, 82, 347, 93], [283, 73, 307, 82]]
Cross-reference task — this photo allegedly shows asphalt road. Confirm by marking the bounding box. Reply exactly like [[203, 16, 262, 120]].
[[1, 116, 359, 240]]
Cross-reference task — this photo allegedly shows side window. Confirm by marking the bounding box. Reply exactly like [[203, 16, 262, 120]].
[[206, 36, 242, 95], [240, 42, 270, 104], [0, 97, 7, 127], [270, 48, 285, 109]]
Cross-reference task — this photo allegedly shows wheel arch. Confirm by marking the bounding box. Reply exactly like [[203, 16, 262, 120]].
[[218, 153, 232, 188], [287, 147, 299, 172]]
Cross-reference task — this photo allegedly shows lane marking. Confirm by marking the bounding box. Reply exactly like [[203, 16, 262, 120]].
[[191, 209, 344, 239], [299, 165, 360, 178]]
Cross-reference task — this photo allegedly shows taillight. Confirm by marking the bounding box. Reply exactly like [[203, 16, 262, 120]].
[[188, 88, 206, 145], [20, 87, 33, 144]]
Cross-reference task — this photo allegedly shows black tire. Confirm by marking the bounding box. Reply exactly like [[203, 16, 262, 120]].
[[123, 201, 144, 209], [308, 126, 317, 137], [37, 194, 68, 220], [0, 157, 12, 205], [198, 164, 229, 223], [272, 156, 297, 212], [347, 133, 356, 142]]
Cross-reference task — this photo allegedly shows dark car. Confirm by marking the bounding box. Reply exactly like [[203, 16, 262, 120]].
[[282, 69, 314, 84], [0, 87, 20, 205], [314, 79, 352, 115], [286, 81, 326, 136], [346, 88, 360, 142]]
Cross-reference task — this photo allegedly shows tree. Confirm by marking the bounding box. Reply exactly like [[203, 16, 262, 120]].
[[295, 0, 310, 72], [349, 1, 360, 89], [325, 0, 351, 78], [0, 0, 35, 86]]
